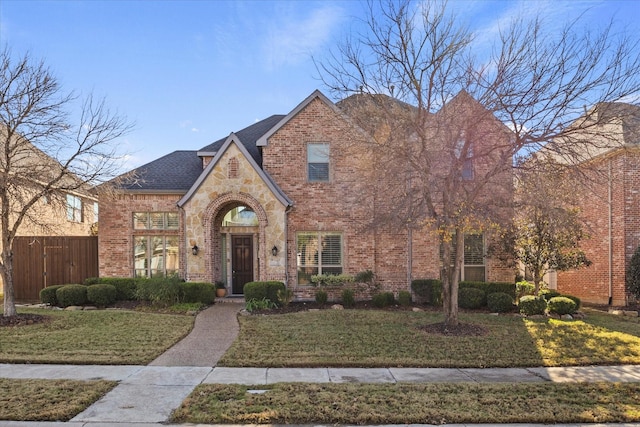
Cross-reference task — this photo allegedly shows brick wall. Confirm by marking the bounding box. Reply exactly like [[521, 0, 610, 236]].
[[98, 193, 182, 278]]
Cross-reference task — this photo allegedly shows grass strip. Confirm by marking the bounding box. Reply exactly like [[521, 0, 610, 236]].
[[0, 378, 116, 421], [0, 309, 194, 364], [172, 382, 640, 424], [220, 309, 640, 367]]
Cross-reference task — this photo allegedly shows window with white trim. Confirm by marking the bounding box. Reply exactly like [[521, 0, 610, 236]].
[[307, 143, 330, 182], [297, 232, 343, 284], [66, 194, 83, 222], [133, 212, 179, 230], [440, 233, 486, 281], [134, 235, 179, 278]]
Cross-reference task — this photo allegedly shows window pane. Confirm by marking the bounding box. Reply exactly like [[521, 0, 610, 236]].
[[133, 213, 149, 230], [322, 266, 343, 276], [134, 236, 148, 274], [297, 233, 318, 267], [464, 234, 484, 265], [165, 236, 179, 273], [464, 266, 486, 282], [307, 143, 329, 162], [150, 213, 164, 230], [308, 163, 329, 181], [297, 267, 318, 285], [308, 143, 329, 182], [150, 236, 164, 271], [322, 234, 342, 265], [166, 213, 179, 230]]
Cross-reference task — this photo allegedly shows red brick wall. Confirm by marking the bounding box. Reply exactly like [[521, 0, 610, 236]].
[[98, 193, 183, 278], [557, 152, 636, 305]]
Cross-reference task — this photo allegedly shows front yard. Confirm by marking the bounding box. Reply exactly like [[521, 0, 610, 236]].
[[220, 308, 640, 367], [0, 308, 194, 364]]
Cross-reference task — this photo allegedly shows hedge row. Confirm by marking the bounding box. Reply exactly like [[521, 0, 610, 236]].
[[519, 293, 581, 316], [40, 277, 216, 307]]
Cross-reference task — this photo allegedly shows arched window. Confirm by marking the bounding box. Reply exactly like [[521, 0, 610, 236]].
[[222, 206, 258, 227]]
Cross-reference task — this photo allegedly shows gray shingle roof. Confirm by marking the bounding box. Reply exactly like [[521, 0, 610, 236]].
[[115, 115, 286, 192], [199, 114, 286, 164], [118, 150, 203, 191]]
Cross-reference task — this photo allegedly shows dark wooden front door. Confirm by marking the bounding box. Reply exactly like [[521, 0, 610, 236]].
[[232, 235, 253, 294]]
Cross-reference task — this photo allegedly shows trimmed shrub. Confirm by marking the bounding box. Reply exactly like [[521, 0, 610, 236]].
[[56, 284, 88, 307], [180, 282, 215, 304], [561, 294, 581, 310], [40, 285, 65, 306], [87, 284, 117, 307], [547, 296, 577, 315], [315, 290, 328, 305], [460, 281, 516, 299], [487, 292, 514, 313], [341, 288, 355, 308], [516, 281, 535, 299], [136, 277, 182, 306], [458, 287, 486, 309], [85, 277, 137, 300], [411, 279, 442, 305], [372, 292, 395, 308], [540, 289, 562, 302], [398, 290, 412, 306], [519, 295, 547, 316], [243, 281, 285, 306]]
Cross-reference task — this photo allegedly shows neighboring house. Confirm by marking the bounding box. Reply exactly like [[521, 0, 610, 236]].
[[0, 137, 98, 298], [99, 90, 515, 298], [554, 102, 640, 306]]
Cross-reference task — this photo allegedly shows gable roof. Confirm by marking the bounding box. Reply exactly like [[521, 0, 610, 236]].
[[115, 150, 203, 192], [178, 133, 292, 208], [199, 114, 285, 164], [256, 90, 341, 147]]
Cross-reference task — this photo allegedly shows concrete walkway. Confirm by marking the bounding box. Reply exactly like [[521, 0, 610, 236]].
[[4, 301, 640, 426]]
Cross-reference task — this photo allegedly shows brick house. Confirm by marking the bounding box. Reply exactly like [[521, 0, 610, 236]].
[[99, 90, 515, 298], [556, 102, 640, 306]]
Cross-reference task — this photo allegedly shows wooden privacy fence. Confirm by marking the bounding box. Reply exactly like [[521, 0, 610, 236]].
[[13, 236, 98, 301]]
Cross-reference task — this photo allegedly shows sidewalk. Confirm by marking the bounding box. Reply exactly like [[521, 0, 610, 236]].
[[4, 301, 640, 426]]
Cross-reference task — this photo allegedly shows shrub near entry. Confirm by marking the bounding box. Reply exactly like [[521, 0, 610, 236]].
[[519, 295, 547, 316], [39, 285, 65, 306], [547, 296, 577, 315], [458, 287, 486, 309], [487, 292, 514, 313]]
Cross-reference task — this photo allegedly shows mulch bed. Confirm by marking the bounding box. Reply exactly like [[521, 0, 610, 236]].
[[0, 313, 50, 327]]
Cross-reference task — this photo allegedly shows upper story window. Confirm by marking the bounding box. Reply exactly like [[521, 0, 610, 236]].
[[307, 143, 330, 182], [455, 137, 474, 180], [133, 212, 179, 230], [66, 194, 83, 223]]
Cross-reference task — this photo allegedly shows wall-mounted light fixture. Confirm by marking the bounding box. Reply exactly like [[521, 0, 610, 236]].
[[271, 245, 278, 256], [192, 245, 199, 256]]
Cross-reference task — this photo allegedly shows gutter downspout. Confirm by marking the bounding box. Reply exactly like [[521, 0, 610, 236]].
[[285, 205, 292, 289], [608, 159, 613, 305]]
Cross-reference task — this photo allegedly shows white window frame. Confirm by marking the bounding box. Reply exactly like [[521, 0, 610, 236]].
[[66, 194, 83, 223], [296, 232, 343, 284], [307, 142, 330, 182]]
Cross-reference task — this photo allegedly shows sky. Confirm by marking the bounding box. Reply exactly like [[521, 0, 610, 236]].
[[1, 0, 638, 172]]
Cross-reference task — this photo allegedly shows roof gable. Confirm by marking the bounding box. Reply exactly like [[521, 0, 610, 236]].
[[178, 133, 292, 208], [256, 90, 341, 147]]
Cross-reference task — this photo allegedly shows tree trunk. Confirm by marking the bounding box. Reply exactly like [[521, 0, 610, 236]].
[[1, 247, 17, 317], [441, 231, 464, 327]]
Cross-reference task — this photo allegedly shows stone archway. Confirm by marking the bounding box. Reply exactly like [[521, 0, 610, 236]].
[[202, 192, 268, 287]]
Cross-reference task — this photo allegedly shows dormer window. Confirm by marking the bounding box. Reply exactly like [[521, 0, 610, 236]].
[[307, 143, 329, 182]]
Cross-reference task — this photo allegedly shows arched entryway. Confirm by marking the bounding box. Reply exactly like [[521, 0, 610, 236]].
[[203, 193, 268, 295]]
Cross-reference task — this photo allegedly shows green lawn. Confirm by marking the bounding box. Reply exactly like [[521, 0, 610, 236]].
[[0, 378, 116, 421], [220, 308, 640, 367], [0, 308, 194, 364], [172, 382, 640, 425]]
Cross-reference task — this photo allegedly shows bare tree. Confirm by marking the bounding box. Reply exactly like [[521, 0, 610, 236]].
[[0, 47, 132, 317], [318, 0, 640, 326]]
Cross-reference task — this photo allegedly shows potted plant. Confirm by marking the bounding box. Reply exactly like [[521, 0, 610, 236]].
[[215, 282, 227, 298]]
